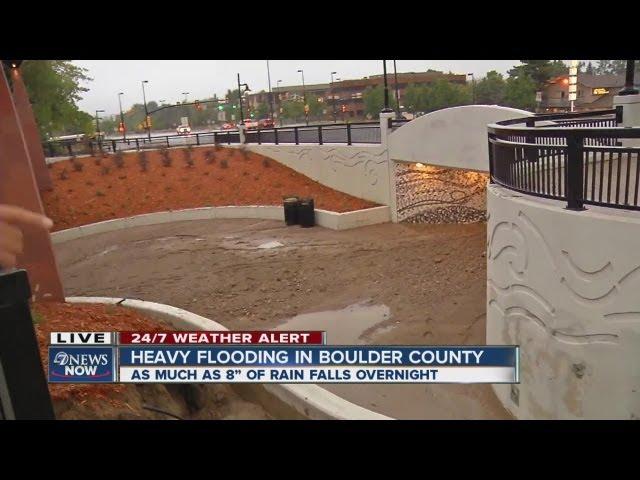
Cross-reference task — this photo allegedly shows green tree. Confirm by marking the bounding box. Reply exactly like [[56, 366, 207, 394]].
[[281, 99, 304, 122], [423, 79, 472, 111], [508, 60, 568, 89], [474, 71, 506, 105], [504, 75, 536, 111], [255, 102, 269, 119], [594, 60, 640, 76], [363, 85, 397, 119], [19, 60, 92, 139]]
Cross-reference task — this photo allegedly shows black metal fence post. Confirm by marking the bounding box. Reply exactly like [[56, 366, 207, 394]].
[[274, 128, 279, 145], [565, 133, 585, 210], [196, 133, 200, 146], [318, 125, 323, 145], [135, 138, 140, 150], [257, 129, 261, 145], [294, 127, 299, 145], [0, 269, 55, 420], [347, 123, 352, 145]]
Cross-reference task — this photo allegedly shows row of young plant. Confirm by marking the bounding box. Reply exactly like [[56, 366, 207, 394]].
[[55, 145, 270, 180]]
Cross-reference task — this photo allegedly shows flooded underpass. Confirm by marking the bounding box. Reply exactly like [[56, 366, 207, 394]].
[[54, 218, 511, 419]]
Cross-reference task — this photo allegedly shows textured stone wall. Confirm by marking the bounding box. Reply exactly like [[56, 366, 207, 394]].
[[487, 184, 640, 419], [395, 162, 488, 224]]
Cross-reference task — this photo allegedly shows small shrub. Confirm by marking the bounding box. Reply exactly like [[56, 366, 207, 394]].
[[71, 159, 83, 172], [220, 158, 228, 169], [112, 152, 125, 169], [59, 168, 69, 180], [204, 150, 215, 165], [183, 147, 194, 167], [101, 165, 111, 176], [160, 148, 172, 167], [138, 151, 149, 172], [95, 190, 106, 197], [31, 309, 44, 325], [262, 158, 270, 168]]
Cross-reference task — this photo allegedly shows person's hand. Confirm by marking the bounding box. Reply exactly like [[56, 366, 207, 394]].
[[0, 205, 53, 269]]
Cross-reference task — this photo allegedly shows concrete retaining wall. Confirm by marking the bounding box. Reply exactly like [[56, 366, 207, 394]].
[[487, 184, 640, 419], [67, 296, 390, 420], [239, 144, 390, 205], [51, 205, 391, 244]]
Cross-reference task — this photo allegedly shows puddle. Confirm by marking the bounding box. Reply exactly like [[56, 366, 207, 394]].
[[257, 241, 284, 249], [273, 301, 392, 344]]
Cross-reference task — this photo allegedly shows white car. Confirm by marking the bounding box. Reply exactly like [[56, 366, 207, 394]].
[[177, 125, 191, 135]]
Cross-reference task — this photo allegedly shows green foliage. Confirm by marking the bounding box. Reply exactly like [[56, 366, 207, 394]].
[[20, 60, 92, 139], [504, 75, 537, 110], [593, 60, 640, 76], [281, 99, 304, 122], [31, 308, 44, 325], [363, 86, 397, 119], [474, 71, 506, 105], [398, 80, 470, 114], [507, 60, 567, 89]]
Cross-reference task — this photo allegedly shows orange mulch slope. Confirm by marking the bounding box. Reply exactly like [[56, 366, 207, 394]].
[[33, 302, 167, 403], [42, 147, 378, 231]]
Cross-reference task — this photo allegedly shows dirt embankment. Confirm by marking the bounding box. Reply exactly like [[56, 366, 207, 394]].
[[42, 147, 378, 232]]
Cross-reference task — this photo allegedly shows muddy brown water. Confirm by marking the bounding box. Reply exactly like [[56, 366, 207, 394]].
[[55, 218, 511, 419]]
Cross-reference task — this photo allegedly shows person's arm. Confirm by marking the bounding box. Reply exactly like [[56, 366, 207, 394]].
[[0, 205, 53, 269]]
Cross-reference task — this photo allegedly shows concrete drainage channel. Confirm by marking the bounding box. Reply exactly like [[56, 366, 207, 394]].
[[67, 296, 390, 420]]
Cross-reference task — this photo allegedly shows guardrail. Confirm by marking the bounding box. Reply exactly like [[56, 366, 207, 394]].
[[488, 108, 640, 211], [0, 269, 55, 420], [244, 122, 381, 145], [43, 122, 384, 158]]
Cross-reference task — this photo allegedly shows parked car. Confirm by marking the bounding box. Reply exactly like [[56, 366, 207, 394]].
[[258, 118, 275, 129], [242, 119, 259, 130], [176, 125, 191, 135], [221, 122, 236, 130]]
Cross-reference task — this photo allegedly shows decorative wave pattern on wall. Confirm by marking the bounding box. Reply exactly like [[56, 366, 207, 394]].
[[395, 163, 488, 223]]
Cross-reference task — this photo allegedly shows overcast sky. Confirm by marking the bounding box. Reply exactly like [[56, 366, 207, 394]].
[[73, 60, 521, 116]]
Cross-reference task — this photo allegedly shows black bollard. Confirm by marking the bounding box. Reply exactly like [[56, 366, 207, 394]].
[[283, 196, 300, 226], [298, 197, 315, 228], [0, 269, 55, 420]]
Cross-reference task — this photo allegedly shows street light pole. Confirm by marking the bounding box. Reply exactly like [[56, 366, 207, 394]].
[[267, 60, 274, 122], [298, 69, 308, 125], [141, 80, 150, 140], [237, 74, 250, 123], [117, 92, 126, 141], [467, 73, 475, 104], [619, 60, 639, 96], [95, 109, 105, 150], [393, 60, 400, 119], [331, 71, 337, 123], [382, 60, 393, 113], [276, 79, 283, 125]]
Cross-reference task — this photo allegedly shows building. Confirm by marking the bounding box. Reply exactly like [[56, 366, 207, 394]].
[[539, 74, 640, 112], [247, 70, 467, 122]]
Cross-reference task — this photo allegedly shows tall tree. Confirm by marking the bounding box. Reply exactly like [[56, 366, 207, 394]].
[[594, 60, 640, 76], [363, 85, 397, 119], [508, 60, 568, 89], [504, 75, 536, 111], [473, 71, 506, 105], [19, 60, 92, 139]]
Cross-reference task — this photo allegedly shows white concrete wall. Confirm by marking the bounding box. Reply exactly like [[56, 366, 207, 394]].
[[388, 105, 531, 172], [240, 144, 390, 205], [487, 184, 640, 419]]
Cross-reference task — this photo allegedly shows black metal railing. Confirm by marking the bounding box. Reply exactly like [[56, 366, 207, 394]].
[[0, 269, 55, 420], [244, 122, 381, 146], [488, 108, 640, 211], [388, 117, 411, 129], [43, 122, 383, 158]]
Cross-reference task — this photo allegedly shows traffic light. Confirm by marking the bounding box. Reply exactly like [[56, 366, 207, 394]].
[[341, 104, 347, 113], [195, 100, 202, 111], [118, 122, 125, 133]]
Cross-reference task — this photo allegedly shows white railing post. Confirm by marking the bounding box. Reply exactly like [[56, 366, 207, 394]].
[[238, 124, 246, 144], [379, 111, 398, 222]]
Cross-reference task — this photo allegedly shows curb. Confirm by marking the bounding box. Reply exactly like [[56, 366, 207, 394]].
[[51, 206, 391, 243], [66, 296, 391, 420]]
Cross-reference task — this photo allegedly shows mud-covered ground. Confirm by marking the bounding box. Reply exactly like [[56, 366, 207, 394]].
[[54, 219, 511, 419]]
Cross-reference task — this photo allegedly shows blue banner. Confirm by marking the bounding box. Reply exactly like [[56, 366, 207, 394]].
[[118, 346, 517, 367], [48, 347, 116, 383]]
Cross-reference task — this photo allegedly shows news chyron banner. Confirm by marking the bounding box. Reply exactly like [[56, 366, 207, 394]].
[[48, 331, 519, 384]]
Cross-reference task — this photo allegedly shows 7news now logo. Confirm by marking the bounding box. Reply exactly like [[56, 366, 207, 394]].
[[48, 347, 116, 383]]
